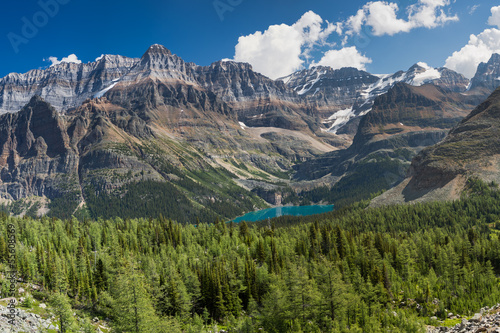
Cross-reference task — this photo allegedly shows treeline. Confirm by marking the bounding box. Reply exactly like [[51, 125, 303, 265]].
[[0, 179, 499, 332], [286, 157, 407, 208]]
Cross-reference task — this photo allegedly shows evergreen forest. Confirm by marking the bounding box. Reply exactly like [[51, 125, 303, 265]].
[[0, 179, 500, 332]]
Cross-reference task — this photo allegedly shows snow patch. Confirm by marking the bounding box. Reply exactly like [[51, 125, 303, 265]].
[[94, 80, 119, 98], [361, 73, 405, 100], [239, 122, 248, 130], [410, 66, 441, 86], [296, 69, 325, 95], [325, 107, 355, 134]]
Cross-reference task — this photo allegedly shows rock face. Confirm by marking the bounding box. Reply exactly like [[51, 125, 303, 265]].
[[0, 304, 57, 332], [470, 53, 500, 92], [280, 66, 379, 108], [0, 55, 140, 113], [371, 86, 500, 207], [0, 96, 79, 201]]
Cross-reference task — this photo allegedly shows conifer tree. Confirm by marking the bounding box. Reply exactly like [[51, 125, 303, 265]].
[[49, 292, 77, 333], [110, 262, 163, 333]]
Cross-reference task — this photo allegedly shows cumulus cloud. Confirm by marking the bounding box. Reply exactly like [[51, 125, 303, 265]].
[[347, 2, 411, 36], [444, 29, 500, 79], [488, 6, 500, 28], [47, 54, 82, 67], [445, 7, 500, 78], [233, 11, 341, 79], [230, 1, 458, 79], [310, 46, 372, 71], [345, 0, 458, 37]]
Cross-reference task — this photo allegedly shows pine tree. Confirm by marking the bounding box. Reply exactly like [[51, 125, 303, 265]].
[[49, 292, 77, 333], [110, 262, 162, 333]]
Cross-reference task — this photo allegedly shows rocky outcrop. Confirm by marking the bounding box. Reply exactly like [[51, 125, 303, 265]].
[[195, 60, 297, 104], [0, 304, 57, 332], [428, 304, 500, 333], [435, 68, 470, 93]]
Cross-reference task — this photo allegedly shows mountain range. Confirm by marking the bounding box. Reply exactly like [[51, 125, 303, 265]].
[[1, 44, 500, 220]]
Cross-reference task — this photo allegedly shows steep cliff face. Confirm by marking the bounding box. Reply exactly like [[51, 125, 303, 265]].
[[371, 86, 500, 207], [352, 82, 470, 149], [0, 96, 79, 201], [280, 66, 379, 108], [435, 68, 470, 92], [0, 83, 335, 220], [0, 55, 140, 113], [195, 60, 297, 104], [470, 53, 500, 92]]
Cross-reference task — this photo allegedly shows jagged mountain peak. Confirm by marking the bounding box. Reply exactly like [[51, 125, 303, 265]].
[[142, 44, 173, 57], [470, 53, 500, 91], [139, 44, 178, 66], [130, 44, 197, 83], [207, 60, 254, 72]]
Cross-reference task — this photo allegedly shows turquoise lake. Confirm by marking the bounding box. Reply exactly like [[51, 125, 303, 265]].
[[232, 205, 334, 223]]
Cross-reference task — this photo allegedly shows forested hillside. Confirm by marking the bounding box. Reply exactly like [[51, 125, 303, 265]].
[[0, 179, 500, 332]]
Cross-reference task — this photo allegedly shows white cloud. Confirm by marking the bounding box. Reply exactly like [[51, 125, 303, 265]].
[[445, 7, 500, 79], [345, 0, 458, 37], [407, 0, 458, 29], [310, 46, 372, 71], [233, 11, 341, 79], [444, 29, 500, 78], [469, 5, 480, 15], [361, 2, 411, 36], [47, 54, 82, 67], [488, 6, 500, 28], [230, 1, 458, 79]]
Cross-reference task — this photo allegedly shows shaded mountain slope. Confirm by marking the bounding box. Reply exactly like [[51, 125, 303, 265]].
[[292, 83, 477, 206], [371, 86, 500, 206]]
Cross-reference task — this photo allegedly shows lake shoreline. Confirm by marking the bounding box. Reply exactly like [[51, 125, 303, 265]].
[[231, 205, 334, 223]]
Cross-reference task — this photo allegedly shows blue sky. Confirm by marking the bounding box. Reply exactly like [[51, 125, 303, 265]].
[[0, 0, 499, 79]]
